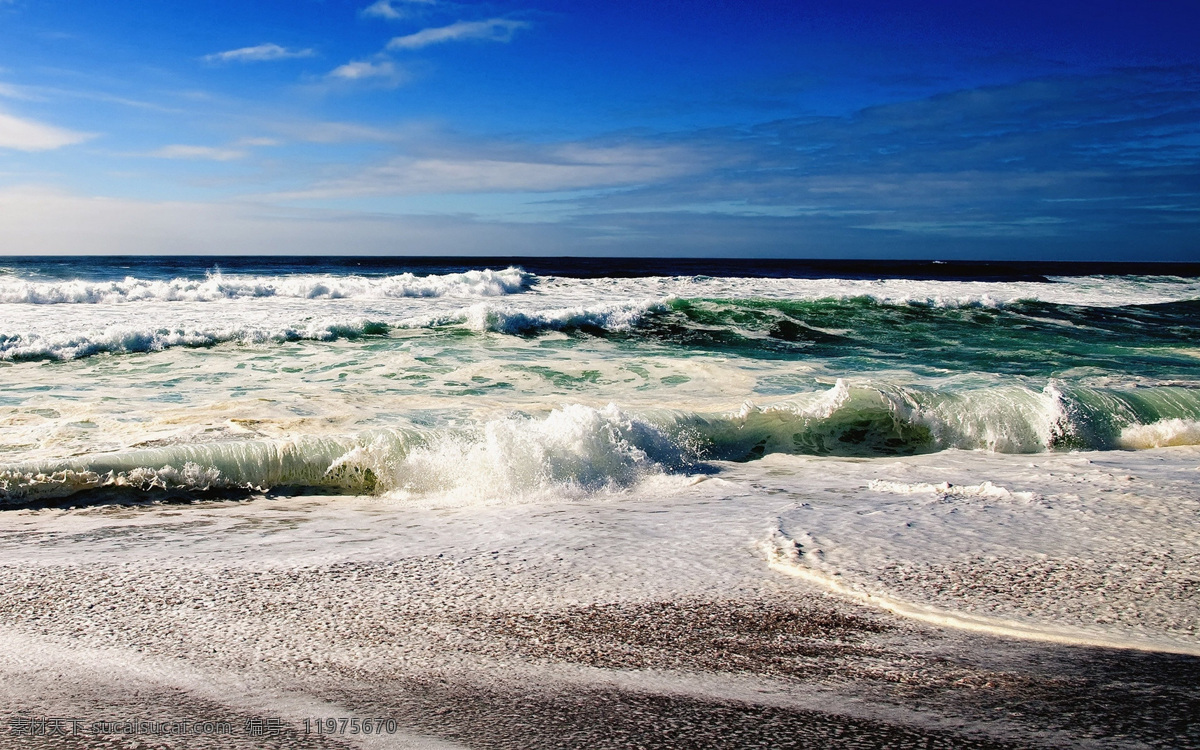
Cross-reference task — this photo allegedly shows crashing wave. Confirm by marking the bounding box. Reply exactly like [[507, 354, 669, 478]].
[[0, 267, 531, 304], [0, 319, 388, 361], [407, 299, 663, 335], [7, 384, 1200, 504], [0, 405, 688, 504], [1119, 418, 1200, 449]]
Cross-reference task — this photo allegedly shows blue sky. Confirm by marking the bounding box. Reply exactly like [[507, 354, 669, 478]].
[[0, 0, 1197, 258]]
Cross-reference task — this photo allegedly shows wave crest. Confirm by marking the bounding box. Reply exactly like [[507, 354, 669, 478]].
[[0, 267, 531, 304], [1119, 418, 1200, 449], [410, 300, 661, 335], [0, 319, 388, 361], [0, 405, 688, 504], [6, 384, 1200, 503]]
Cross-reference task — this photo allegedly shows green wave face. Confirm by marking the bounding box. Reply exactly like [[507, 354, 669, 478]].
[[664, 382, 1200, 461], [614, 298, 1200, 380], [9, 382, 1200, 503]]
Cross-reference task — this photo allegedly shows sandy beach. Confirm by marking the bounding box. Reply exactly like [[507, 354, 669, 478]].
[[3, 448, 1198, 749]]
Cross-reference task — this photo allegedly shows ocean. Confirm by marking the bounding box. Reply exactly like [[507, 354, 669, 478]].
[[1, 256, 1199, 746]]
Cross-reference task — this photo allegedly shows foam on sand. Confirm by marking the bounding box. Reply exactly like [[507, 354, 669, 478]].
[[748, 448, 1200, 655], [761, 528, 1200, 656]]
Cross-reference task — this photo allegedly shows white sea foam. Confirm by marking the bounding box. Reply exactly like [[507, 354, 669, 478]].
[[761, 526, 1200, 656], [866, 479, 1039, 502], [735, 447, 1200, 654], [532, 273, 1200, 309], [0, 318, 387, 361], [0, 267, 530, 304], [1119, 418, 1200, 449], [396, 299, 663, 334], [4, 270, 1197, 310], [436, 300, 663, 334], [0, 405, 689, 503], [344, 403, 686, 500]]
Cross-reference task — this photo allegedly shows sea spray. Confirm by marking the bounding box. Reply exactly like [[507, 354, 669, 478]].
[[0, 406, 689, 504], [8, 384, 1200, 503]]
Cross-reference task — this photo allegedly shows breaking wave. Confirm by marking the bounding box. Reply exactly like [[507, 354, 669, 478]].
[[7, 293, 1199, 372], [672, 380, 1200, 458], [0, 405, 687, 504], [0, 319, 388, 361], [6, 383, 1200, 504], [409, 299, 663, 335], [413, 296, 1200, 362], [1119, 418, 1200, 449], [0, 267, 531, 304]]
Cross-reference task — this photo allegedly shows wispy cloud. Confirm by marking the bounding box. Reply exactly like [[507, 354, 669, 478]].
[[203, 44, 315, 64], [361, 0, 436, 21], [276, 142, 702, 198], [562, 67, 1200, 245], [0, 82, 34, 100], [0, 111, 92, 151], [148, 144, 245, 161], [326, 60, 408, 87], [387, 18, 529, 50], [234, 137, 281, 147], [271, 120, 410, 144]]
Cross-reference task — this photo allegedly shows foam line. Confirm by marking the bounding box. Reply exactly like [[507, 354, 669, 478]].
[[761, 530, 1200, 657]]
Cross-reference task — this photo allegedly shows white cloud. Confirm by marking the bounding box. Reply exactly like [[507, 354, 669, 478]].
[[0, 82, 33, 100], [203, 44, 315, 64], [277, 143, 701, 198], [234, 137, 281, 147], [386, 18, 529, 50], [273, 120, 408, 144], [0, 111, 92, 151], [326, 60, 407, 86], [361, 0, 436, 21], [148, 144, 245, 161]]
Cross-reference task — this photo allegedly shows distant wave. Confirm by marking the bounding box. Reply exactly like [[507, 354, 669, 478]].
[[6, 292, 1199, 363], [408, 299, 664, 334], [6, 384, 1200, 503], [0, 267, 531, 304], [0, 319, 388, 361], [407, 296, 1200, 364]]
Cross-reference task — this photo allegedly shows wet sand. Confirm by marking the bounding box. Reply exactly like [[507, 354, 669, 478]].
[[2, 553, 1197, 749]]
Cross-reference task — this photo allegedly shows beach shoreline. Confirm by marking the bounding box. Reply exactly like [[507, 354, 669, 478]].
[[2, 449, 1198, 749]]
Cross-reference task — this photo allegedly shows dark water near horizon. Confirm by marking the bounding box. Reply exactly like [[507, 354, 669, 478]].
[[5, 254, 1200, 282]]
